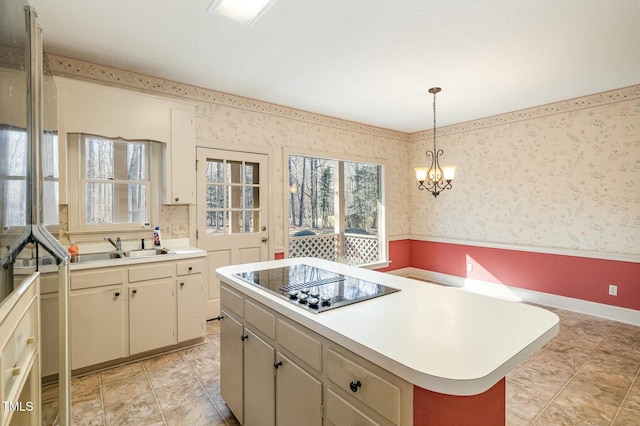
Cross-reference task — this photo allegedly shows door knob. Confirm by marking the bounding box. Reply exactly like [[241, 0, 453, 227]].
[[261, 237, 268, 243]]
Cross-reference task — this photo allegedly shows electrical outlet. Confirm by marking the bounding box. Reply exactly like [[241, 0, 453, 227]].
[[608, 285, 618, 296], [467, 263, 473, 273]]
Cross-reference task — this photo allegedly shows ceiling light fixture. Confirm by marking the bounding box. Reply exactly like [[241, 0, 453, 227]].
[[208, 0, 276, 26], [414, 87, 456, 197]]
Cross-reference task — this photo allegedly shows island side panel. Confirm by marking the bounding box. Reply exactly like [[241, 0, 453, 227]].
[[413, 378, 505, 426]]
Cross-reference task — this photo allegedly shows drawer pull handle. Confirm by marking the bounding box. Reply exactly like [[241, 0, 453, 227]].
[[349, 380, 362, 392], [10, 366, 21, 377], [274, 361, 283, 369], [241, 335, 248, 341], [26, 336, 36, 346]]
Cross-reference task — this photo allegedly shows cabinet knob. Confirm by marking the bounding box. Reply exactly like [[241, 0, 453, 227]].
[[349, 380, 362, 392], [132, 289, 137, 295], [175, 197, 179, 202], [180, 282, 185, 287], [188, 266, 193, 271], [241, 335, 248, 341], [10, 366, 21, 377], [274, 361, 283, 369], [114, 291, 120, 297]]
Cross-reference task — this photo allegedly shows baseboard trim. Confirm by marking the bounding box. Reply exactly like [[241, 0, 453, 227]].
[[387, 267, 640, 327]]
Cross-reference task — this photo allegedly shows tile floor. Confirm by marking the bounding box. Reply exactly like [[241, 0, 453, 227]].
[[42, 306, 640, 425]]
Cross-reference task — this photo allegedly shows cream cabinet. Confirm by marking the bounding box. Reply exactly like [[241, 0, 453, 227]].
[[220, 285, 323, 426], [220, 310, 244, 424], [244, 329, 275, 426], [219, 283, 413, 426], [70, 285, 127, 369], [68, 256, 205, 371], [177, 260, 205, 342], [163, 108, 196, 204], [0, 274, 41, 426], [129, 280, 176, 355], [275, 352, 322, 426]]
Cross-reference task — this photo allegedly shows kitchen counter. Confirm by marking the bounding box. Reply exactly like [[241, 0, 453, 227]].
[[217, 257, 559, 424], [69, 246, 206, 271]]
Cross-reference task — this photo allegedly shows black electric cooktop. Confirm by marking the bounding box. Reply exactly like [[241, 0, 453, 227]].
[[233, 264, 399, 313]]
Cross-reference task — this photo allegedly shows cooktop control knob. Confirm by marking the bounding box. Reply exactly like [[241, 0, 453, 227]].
[[301, 288, 310, 294], [288, 290, 299, 299], [310, 290, 320, 298], [308, 297, 319, 308], [321, 296, 331, 306], [298, 293, 309, 304]]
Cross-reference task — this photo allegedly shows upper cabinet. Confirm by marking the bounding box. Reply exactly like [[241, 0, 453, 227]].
[[164, 109, 196, 204], [56, 77, 196, 205]]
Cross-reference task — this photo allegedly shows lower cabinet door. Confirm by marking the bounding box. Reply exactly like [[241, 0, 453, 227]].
[[220, 311, 244, 424], [129, 280, 177, 354], [70, 286, 127, 369], [244, 329, 275, 426], [275, 352, 322, 426], [177, 276, 204, 342], [326, 389, 380, 426]]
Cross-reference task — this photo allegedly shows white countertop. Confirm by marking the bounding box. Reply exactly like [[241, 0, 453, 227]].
[[69, 246, 206, 271], [216, 257, 559, 396]]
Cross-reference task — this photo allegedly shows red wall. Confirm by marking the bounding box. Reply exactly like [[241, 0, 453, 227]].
[[280, 239, 640, 311], [405, 240, 640, 311]]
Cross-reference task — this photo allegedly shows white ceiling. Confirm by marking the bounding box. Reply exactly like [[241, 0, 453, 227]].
[[29, 0, 640, 133]]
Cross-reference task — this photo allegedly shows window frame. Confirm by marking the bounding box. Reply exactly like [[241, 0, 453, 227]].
[[67, 133, 161, 239], [284, 150, 388, 268]]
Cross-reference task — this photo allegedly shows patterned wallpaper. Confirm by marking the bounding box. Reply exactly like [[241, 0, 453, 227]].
[[411, 88, 640, 256], [46, 54, 639, 256], [194, 101, 413, 248], [46, 54, 412, 250]]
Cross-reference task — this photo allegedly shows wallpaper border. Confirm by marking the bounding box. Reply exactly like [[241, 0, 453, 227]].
[[45, 54, 639, 143], [408, 85, 640, 141], [45, 53, 408, 141]]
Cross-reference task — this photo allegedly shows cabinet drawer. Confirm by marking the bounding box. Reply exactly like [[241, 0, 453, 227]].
[[245, 300, 275, 340], [71, 267, 125, 290], [326, 389, 380, 426], [2, 297, 38, 401], [221, 285, 243, 317], [129, 263, 174, 283], [327, 349, 400, 424], [276, 319, 322, 372], [176, 259, 202, 276]]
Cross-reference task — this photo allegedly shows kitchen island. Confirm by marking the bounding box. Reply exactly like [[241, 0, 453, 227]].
[[217, 257, 559, 425]]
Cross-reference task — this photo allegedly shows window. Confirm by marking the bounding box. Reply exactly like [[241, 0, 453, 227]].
[[0, 126, 59, 227], [287, 154, 385, 266], [68, 134, 160, 234], [204, 159, 261, 234]]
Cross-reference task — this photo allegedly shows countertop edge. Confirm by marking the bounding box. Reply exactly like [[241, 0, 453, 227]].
[[216, 257, 560, 396]]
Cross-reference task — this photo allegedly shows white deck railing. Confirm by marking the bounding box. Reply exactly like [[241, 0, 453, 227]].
[[289, 233, 379, 265]]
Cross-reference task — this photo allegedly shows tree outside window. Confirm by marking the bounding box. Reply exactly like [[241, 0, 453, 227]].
[[288, 155, 383, 265]]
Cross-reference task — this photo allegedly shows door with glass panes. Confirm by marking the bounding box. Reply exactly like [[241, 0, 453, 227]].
[[196, 148, 269, 318]]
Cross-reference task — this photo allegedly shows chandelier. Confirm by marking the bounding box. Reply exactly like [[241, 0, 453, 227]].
[[414, 87, 456, 197]]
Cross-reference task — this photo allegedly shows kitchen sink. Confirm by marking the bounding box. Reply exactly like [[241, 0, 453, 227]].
[[70, 248, 172, 263], [70, 252, 123, 263], [122, 248, 172, 257]]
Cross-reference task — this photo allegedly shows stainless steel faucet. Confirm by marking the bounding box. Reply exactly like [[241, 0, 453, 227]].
[[104, 236, 122, 251]]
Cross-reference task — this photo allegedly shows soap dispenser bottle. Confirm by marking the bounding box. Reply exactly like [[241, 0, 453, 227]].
[[153, 226, 163, 248]]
